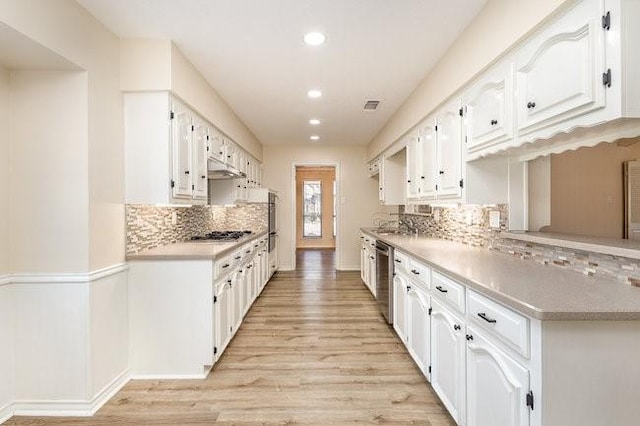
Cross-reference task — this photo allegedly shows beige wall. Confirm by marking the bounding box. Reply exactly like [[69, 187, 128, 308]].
[[544, 139, 640, 238], [0, 0, 124, 271], [0, 67, 9, 276], [368, 0, 569, 159], [120, 39, 263, 161], [9, 70, 89, 273], [263, 145, 383, 270]]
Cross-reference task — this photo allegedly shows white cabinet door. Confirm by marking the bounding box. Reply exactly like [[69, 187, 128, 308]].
[[208, 130, 226, 162], [407, 285, 430, 380], [419, 119, 438, 200], [515, 0, 605, 137], [170, 100, 193, 199], [393, 274, 409, 344], [466, 327, 530, 426], [361, 242, 368, 284], [431, 298, 466, 425], [214, 279, 232, 358], [435, 99, 463, 200], [406, 133, 421, 200], [192, 117, 209, 200], [463, 61, 514, 154]]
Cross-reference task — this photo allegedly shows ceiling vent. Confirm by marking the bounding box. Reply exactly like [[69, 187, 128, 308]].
[[363, 100, 381, 111]]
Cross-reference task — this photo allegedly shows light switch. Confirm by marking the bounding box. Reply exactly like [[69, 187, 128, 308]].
[[489, 210, 501, 229]]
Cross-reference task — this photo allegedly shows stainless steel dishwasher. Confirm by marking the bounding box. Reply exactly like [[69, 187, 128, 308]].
[[376, 240, 394, 324]]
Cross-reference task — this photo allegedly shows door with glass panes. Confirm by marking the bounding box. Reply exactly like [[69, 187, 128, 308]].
[[296, 166, 336, 248]]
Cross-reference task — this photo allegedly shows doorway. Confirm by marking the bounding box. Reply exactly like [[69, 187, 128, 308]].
[[295, 166, 336, 249]]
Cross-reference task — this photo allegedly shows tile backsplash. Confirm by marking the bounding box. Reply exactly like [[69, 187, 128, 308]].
[[398, 203, 640, 285], [126, 203, 268, 254]]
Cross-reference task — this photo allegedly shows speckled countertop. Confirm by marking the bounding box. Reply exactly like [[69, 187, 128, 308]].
[[126, 231, 268, 261], [362, 228, 640, 321]]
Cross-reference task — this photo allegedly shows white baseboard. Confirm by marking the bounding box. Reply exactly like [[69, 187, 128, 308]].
[[337, 266, 360, 272], [8, 368, 130, 420], [0, 402, 12, 424]]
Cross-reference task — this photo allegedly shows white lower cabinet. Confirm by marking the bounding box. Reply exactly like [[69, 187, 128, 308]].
[[466, 326, 530, 426], [359, 233, 376, 297], [406, 284, 430, 380], [430, 298, 466, 425], [214, 277, 232, 359], [393, 274, 409, 344]]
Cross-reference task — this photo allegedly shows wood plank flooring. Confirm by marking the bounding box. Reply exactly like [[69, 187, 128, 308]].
[[7, 249, 454, 425]]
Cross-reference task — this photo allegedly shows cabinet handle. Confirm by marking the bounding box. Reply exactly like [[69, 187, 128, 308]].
[[406, 285, 411, 292], [370, 256, 375, 260], [407, 179, 411, 183], [201, 175, 206, 179], [421, 176, 425, 179], [477, 312, 497, 323], [184, 170, 190, 175], [235, 256, 241, 260], [394, 259, 401, 263], [245, 250, 251, 254], [453, 324, 461, 331], [222, 263, 230, 268], [466, 334, 474, 341], [439, 170, 444, 175], [435, 285, 448, 293], [527, 101, 536, 109], [490, 119, 498, 125], [411, 269, 420, 275]]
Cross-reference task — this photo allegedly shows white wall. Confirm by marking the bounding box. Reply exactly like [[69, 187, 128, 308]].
[[262, 145, 384, 270], [368, 0, 569, 159], [120, 39, 264, 161]]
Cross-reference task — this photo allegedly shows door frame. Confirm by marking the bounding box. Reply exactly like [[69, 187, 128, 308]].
[[290, 161, 341, 271]]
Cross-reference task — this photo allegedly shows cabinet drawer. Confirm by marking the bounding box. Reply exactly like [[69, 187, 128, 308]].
[[215, 255, 232, 277], [393, 250, 409, 275], [408, 258, 430, 289], [467, 290, 530, 358], [432, 271, 465, 314]]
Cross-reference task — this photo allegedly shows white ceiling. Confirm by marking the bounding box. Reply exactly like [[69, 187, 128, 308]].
[[78, 0, 487, 146]]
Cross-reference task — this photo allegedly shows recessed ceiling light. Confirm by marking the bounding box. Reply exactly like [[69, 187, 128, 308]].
[[309, 119, 321, 125], [310, 135, 320, 141], [307, 89, 322, 99], [304, 32, 326, 46]]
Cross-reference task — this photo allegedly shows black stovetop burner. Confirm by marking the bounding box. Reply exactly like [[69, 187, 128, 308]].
[[191, 230, 252, 242]]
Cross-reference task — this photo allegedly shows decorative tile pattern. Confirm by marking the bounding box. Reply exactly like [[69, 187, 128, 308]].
[[399, 204, 640, 286], [126, 203, 268, 254]]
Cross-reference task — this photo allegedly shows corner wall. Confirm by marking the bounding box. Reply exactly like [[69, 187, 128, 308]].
[[262, 145, 384, 270], [367, 0, 569, 159]]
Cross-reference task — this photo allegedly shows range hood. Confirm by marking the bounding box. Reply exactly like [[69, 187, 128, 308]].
[[207, 158, 246, 180]]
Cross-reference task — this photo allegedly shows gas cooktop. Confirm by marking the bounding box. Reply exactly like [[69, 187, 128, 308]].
[[190, 230, 252, 242]]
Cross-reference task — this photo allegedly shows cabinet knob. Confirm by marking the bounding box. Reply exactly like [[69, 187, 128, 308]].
[[454, 324, 461, 331], [466, 334, 474, 341], [407, 179, 411, 183], [184, 170, 190, 175], [439, 170, 444, 175], [201, 175, 206, 179], [527, 101, 536, 109], [490, 119, 498, 125]]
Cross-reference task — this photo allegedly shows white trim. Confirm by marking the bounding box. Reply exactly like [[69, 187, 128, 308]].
[[129, 372, 209, 380], [3, 263, 129, 285], [6, 369, 130, 420], [337, 266, 360, 272], [0, 274, 10, 287], [0, 402, 13, 424]]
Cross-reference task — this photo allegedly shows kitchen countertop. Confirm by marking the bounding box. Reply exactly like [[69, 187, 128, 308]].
[[126, 230, 268, 261], [362, 228, 640, 321]]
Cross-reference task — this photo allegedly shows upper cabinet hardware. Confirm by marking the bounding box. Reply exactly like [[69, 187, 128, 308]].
[[477, 312, 497, 323], [602, 11, 611, 30], [435, 285, 448, 293], [394, 259, 402, 263], [490, 119, 498, 125], [459, 108, 464, 116], [526, 391, 535, 410], [465, 334, 474, 341], [439, 170, 445, 175], [527, 101, 536, 109], [453, 324, 461, 331]]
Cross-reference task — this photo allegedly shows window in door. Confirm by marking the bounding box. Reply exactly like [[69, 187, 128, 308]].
[[303, 180, 322, 237], [333, 180, 337, 237]]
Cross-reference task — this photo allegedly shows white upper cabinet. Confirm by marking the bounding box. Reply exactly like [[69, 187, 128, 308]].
[[463, 60, 515, 159], [192, 116, 209, 200], [419, 119, 438, 200], [515, 0, 605, 139], [124, 92, 210, 205], [406, 132, 422, 200], [208, 129, 226, 163], [435, 98, 464, 200]]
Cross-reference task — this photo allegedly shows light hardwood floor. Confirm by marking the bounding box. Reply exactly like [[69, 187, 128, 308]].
[[7, 249, 454, 425]]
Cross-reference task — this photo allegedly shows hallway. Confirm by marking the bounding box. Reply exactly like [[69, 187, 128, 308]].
[[7, 249, 453, 425]]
